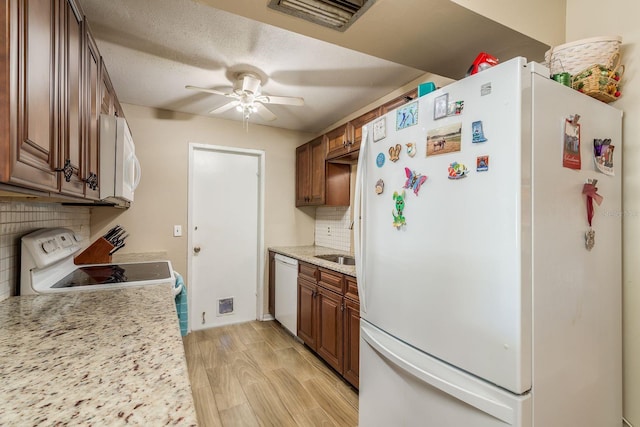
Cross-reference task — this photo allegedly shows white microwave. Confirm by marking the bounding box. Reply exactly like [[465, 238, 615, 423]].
[[99, 114, 141, 203]]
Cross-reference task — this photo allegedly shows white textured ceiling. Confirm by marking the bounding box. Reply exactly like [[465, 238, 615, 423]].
[[77, 0, 549, 133], [77, 0, 425, 133]]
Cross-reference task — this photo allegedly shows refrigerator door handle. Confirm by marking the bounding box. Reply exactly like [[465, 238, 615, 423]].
[[361, 321, 528, 425], [354, 124, 368, 313]]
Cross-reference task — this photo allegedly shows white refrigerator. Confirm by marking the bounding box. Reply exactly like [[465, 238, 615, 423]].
[[354, 57, 622, 426]]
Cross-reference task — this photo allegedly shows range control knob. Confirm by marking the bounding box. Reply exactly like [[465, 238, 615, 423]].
[[41, 239, 58, 254]]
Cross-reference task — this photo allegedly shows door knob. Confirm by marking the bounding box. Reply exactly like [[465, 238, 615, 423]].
[[194, 246, 201, 254]]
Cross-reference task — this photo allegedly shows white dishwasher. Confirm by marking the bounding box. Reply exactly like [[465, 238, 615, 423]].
[[274, 254, 298, 335]]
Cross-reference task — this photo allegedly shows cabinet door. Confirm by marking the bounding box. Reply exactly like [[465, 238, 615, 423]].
[[11, 0, 59, 191], [325, 123, 349, 160], [59, 0, 84, 197], [343, 298, 360, 388], [317, 286, 343, 373], [378, 88, 418, 115], [318, 267, 344, 294], [295, 136, 326, 206], [83, 29, 100, 200], [297, 277, 317, 349], [295, 142, 311, 206], [100, 60, 116, 115], [345, 275, 359, 302], [308, 136, 326, 205], [349, 109, 379, 152]]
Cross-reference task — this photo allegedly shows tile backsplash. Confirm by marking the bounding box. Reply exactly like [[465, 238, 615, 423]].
[[315, 206, 352, 252], [0, 201, 90, 301]]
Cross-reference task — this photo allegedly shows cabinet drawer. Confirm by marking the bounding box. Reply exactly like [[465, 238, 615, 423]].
[[298, 261, 317, 282], [318, 268, 344, 294], [345, 275, 359, 302]]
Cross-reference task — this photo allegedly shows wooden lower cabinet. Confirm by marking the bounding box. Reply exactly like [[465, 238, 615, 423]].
[[297, 276, 317, 348], [296, 261, 360, 388], [316, 286, 343, 373], [343, 297, 360, 388]]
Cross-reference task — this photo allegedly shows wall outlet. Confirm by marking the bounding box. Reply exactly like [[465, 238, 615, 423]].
[[173, 225, 182, 237]]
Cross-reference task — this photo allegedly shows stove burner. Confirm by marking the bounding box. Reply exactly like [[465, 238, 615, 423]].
[[51, 262, 171, 289]]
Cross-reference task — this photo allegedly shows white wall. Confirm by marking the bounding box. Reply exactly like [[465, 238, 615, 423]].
[[451, 0, 566, 47], [90, 104, 316, 312], [565, 2, 640, 423]]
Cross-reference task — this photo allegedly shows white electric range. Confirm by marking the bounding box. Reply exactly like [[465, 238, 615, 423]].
[[20, 228, 174, 295]]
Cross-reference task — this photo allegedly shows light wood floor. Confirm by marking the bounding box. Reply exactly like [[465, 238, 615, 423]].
[[183, 320, 359, 426]]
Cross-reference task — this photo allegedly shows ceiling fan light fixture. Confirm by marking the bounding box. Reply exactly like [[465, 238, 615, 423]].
[[268, 0, 376, 31]]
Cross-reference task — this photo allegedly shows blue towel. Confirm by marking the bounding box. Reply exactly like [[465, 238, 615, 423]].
[[173, 272, 188, 336]]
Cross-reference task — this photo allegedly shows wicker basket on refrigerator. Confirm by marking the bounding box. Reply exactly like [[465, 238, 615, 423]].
[[571, 53, 624, 103], [544, 35, 622, 75]]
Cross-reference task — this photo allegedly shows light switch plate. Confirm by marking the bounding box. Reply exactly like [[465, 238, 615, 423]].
[[173, 225, 182, 237]]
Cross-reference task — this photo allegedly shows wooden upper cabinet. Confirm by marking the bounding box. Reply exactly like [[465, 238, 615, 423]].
[[378, 88, 418, 115], [295, 141, 312, 206], [296, 136, 326, 206], [326, 107, 379, 161], [4, 0, 59, 191], [309, 137, 327, 204], [350, 109, 379, 151], [83, 27, 100, 199], [100, 62, 117, 116], [59, 0, 85, 197], [0, 0, 120, 200], [325, 123, 349, 160], [296, 135, 351, 207]]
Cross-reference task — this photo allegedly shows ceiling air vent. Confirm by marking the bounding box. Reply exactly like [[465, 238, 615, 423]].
[[267, 0, 376, 31]]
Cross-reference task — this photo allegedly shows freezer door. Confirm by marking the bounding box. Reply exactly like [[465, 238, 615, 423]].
[[356, 57, 531, 393], [359, 321, 531, 427]]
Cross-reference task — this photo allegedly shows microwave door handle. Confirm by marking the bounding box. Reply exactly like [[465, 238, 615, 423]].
[[132, 154, 142, 190]]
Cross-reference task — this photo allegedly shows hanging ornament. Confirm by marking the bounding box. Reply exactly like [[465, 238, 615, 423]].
[[582, 179, 603, 251]]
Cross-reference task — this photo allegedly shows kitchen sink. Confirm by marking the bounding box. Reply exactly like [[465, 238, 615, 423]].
[[314, 254, 356, 265]]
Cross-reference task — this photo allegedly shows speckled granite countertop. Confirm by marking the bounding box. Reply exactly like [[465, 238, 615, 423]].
[[0, 284, 197, 426], [269, 245, 356, 277]]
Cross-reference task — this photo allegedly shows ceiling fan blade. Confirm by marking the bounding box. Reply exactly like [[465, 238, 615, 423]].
[[209, 100, 239, 114], [254, 103, 277, 121], [259, 95, 304, 106], [185, 85, 230, 97]]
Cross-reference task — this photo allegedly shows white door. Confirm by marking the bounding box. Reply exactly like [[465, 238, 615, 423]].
[[189, 144, 264, 331]]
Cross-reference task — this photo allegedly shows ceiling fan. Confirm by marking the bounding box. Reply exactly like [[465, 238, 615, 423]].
[[185, 72, 304, 121]]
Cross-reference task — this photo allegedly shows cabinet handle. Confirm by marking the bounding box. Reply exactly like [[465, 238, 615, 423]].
[[55, 159, 75, 182], [341, 301, 345, 312], [83, 172, 98, 190]]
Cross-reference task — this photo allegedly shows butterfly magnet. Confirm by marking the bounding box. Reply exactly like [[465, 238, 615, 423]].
[[403, 168, 427, 195]]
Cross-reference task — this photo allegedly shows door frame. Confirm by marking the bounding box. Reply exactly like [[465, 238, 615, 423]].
[[187, 143, 266, 332]]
